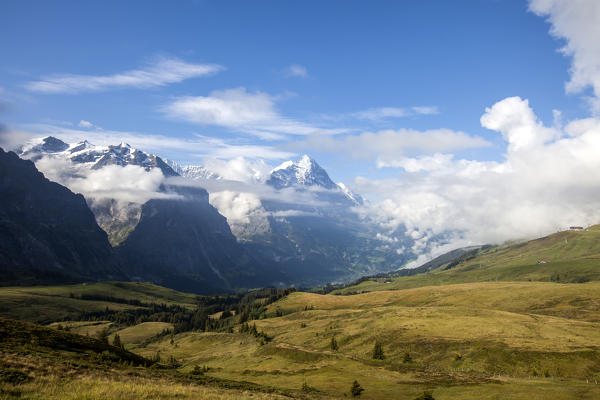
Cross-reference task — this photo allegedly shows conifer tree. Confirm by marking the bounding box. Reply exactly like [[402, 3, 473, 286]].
[[97, 328, 109, 345], [330, 336, 339, 351], [372, 341, 385, 360], [350, 380, 364, 397], [414, 391, 435, 400], [112, 333, 123, 349]]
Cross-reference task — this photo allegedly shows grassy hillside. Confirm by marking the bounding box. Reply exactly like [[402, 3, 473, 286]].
[[110, 322, 174, 347], [0, 318, 306, 400], [333, 226, 600, 294], [0, 282, 198, 323], [129, 281, 600, 399]]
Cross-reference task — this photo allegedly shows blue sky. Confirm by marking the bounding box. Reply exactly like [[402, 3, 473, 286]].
[[0, 0, 594, 184]]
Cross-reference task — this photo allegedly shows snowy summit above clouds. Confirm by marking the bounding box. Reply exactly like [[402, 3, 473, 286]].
[[268, 155, 338, 190], [19, 136, 177, 177]]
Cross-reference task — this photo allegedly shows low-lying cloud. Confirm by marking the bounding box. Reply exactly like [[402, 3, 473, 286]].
[[356, 96, 600, 258], [34, 156, 175, 204]]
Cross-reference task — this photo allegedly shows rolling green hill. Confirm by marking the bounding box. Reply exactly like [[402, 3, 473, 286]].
[[136, 281, 600, 399], [0, 282, 198, 323], [333, 226, 600, 294]]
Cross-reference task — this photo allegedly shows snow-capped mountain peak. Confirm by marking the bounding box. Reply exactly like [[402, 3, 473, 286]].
[[165, 159, 221, 181], [268, 155, 337, 190], [19, 136, 69, 156], [267, 155, 365, 206], [18, 136, 178, 177]]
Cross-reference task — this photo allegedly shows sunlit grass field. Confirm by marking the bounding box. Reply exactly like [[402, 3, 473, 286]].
[[334, 226, 600, 294], [0, 282, 198, 323], [131, 281, 600, 399]]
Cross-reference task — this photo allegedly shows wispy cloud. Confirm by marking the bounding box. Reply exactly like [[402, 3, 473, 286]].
[[284, 64, 308, 78], [162, 87, 347, 140], [352, 106, 439, 121], [25, 57, 223, 94], [286, 128, 490, 166], [77, 120, 103, 130], [10, 123, 295, 161]]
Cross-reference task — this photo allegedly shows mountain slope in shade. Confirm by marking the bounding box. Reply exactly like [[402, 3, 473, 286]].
[[18, 136, 179, 245], [116, 185, 288, 294], [0, 148, 123, 285]]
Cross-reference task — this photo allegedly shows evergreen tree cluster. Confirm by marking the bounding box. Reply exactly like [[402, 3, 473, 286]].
[[70, 287, 296, 336], [238, 322, 272, 344]]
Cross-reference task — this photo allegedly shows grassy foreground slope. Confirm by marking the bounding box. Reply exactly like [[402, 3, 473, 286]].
[[334, 226, 600, 294], [0, 318, 300, 400], [136, 281, 600, 399]]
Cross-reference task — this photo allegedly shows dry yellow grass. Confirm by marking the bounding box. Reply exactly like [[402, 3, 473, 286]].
[[133, 282, 600, 399], [277, 281, 600, 321], [0, 372, 294, 400], [48, 320, 113, 337], [109, 322, 173, 346]]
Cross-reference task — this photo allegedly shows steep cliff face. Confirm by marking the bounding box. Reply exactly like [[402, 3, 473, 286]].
[[0, 149, 123, 285], [116, 185, 288, 294]]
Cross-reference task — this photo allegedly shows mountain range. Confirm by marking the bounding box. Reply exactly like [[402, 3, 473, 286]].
[[6, 136, 423, 292]]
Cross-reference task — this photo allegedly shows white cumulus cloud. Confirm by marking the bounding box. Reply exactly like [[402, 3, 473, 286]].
[[34, 157, 174, 204], [356, 97, 600, 256], [529, 0, 600, 113]]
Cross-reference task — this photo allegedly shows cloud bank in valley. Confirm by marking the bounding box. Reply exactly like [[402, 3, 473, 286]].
[[355, 96, 600, 263], [34, 156, 176, 204]]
